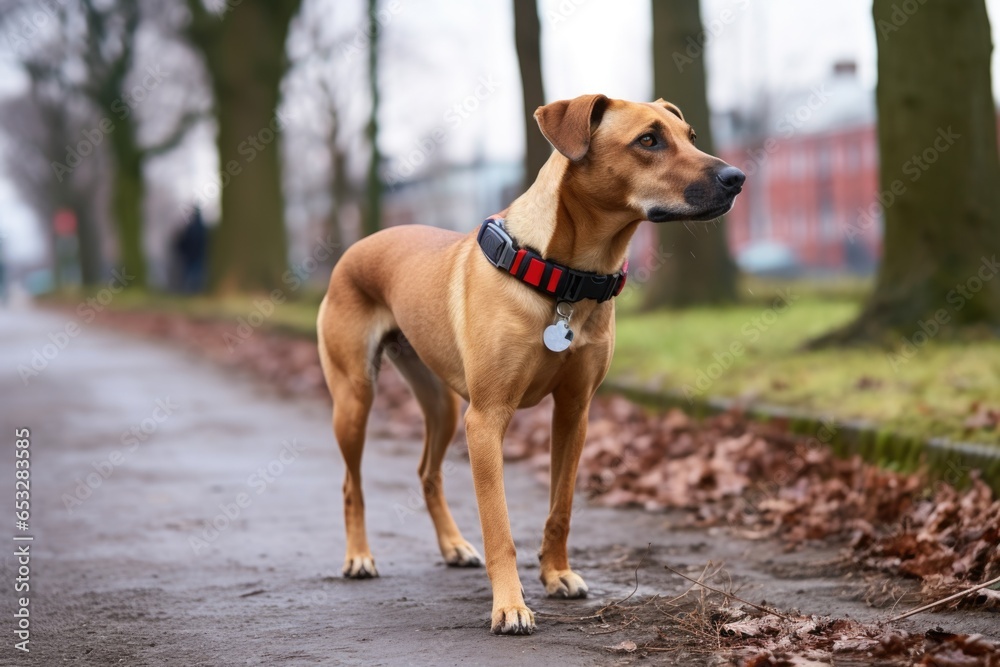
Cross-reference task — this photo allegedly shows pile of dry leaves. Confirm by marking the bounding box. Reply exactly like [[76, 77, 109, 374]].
[[684, 607, 997, 666], [86, 308, 1000, 609], [687, 609, 997, 666], [597, 561, 998, 665], [529, 394, 1000, 608]]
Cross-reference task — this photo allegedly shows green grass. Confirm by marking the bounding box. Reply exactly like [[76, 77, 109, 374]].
[[611, 284, 1000, 447]]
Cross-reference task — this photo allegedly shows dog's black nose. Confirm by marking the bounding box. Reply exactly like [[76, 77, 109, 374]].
[[716, 166, 746, 191]]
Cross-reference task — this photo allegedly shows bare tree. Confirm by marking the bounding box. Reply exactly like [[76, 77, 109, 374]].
[[185, 0, 302, 292], [813, 0, 1000, 345], [281, 1, 371, 268], [2, 0, 204, 289], [0, 80, 106, 286], [74, 1, 201, 288], [360, 0, 382, 238], [644, 0, 737, 308], [513, 0, 547, 191], [322, 85, 350, 264]]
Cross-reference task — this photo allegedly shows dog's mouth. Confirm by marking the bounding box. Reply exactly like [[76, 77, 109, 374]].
[[646, 199, 736, 223], [688, 201, 736, 221]]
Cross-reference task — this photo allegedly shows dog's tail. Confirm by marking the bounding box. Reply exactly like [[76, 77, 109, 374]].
[[317, 293, 396, 398], [316, 296, 337, 393]]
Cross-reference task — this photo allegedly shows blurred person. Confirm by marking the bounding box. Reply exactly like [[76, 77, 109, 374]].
[[174, 207, 208, 294]]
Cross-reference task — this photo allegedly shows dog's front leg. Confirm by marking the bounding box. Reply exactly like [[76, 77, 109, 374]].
[[465, 404, 535, 635], [539, 387, 591, 599]]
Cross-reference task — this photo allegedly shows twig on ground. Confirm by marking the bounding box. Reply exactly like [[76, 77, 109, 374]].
[[889, 574, 1000, 621], [659, 561, 719, 607], [663, 563, 793, 621], [584, 618, 636, 636], [536, 544, 651, 623], [603, 542, 652, 610]]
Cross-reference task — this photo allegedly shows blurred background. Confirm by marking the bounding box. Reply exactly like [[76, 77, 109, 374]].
[[3, 7, 999, 657], [1, 0, 999, 471]]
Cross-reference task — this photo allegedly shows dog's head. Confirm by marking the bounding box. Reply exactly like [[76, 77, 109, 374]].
[[535, 94, 744, 223]]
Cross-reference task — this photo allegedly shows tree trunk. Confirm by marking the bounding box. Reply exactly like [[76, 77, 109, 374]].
[[361, 0, 382, 238], [73, 194, 104, 286], [328, 137, 348, 265], [643, 0, 737, 309], [513, 0, 547, 190], [109, 120, 147, 289], [812, 0, 1000, 346], [193, 0, 299, 293]]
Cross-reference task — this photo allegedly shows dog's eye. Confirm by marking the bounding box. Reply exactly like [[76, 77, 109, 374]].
[[690, 130, 697, 143], [638, 134, 657, 148]]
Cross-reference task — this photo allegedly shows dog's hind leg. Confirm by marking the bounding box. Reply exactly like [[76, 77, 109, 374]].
[[318, 296, 388, 579], [390, 347, 483, 568]]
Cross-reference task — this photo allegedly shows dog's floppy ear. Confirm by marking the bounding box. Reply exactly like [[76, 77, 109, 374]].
[[534, 94, 609, 162], [653, 98, 685, 122]]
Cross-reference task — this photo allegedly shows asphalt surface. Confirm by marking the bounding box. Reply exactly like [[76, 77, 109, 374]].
[[1, 305, 996, 666]]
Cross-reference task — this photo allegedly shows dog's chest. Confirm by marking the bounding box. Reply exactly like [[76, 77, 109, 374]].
[[516, 319, 614, 407]]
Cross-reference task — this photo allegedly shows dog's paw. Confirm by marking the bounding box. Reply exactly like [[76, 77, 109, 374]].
[[442, 540, 483, 568], [541, 569, 589, 599], [490, 604, 535, 635], [342, 555, 378, 579]]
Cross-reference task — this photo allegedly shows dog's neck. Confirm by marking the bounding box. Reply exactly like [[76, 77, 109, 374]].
[[504, 154, 641, 276]]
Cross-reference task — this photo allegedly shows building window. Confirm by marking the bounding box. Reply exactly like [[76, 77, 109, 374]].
[[790, 149, 806, 179], [847, 142, 861, 170]]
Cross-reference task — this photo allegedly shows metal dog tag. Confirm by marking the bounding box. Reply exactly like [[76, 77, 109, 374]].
[[543, 302, 575, 352], [543, 321, 574, 352]]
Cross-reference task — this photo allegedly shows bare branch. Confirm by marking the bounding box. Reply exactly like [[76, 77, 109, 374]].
[[889, 574, 1000, 622], [664, 563, 793, 621], [143, 109, 207, 157]]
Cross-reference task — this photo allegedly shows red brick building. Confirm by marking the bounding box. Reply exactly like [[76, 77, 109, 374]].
[[718, 68, 1000, 275], [720, 121, 881, 274]]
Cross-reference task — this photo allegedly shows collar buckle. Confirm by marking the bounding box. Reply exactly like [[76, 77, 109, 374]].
[[476, 218, 518, 271]]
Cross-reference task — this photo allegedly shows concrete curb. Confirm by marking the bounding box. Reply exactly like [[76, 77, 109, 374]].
[[599, 381, 1000, 495]]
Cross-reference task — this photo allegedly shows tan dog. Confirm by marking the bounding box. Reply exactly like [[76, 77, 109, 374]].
[[317, 94, 744, 635]]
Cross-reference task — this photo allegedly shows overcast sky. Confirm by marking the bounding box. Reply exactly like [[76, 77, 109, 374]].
[[1, 0, 999, 264]]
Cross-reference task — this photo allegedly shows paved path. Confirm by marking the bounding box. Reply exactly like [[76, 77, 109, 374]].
[[0, 306, 995, 666]]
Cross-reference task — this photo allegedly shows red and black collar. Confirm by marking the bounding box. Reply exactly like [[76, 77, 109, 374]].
[[477, 217, 628, 303]]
